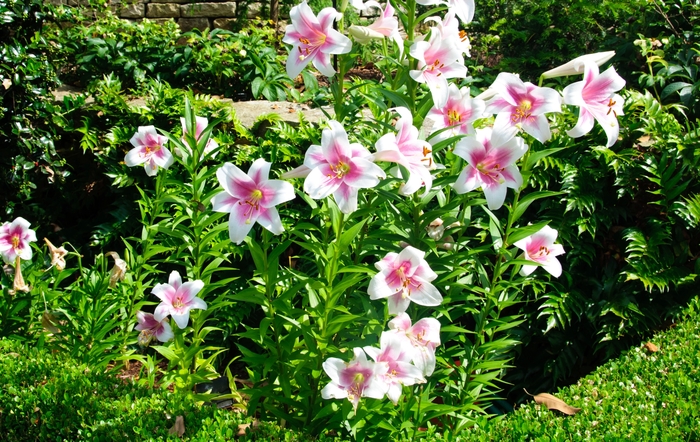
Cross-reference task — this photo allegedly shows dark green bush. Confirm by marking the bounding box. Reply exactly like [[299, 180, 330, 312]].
[[54, 13, 191, 90], [0, 0, 70, 212], [467, 0, 680, 83]]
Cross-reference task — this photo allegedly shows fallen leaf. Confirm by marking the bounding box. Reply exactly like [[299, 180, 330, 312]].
[[636, 135, 653, 147], [237, 420, 259, 437], [524, 389, 581, 415], [644, 342, 659, 352], [168, 415, 185, 438]]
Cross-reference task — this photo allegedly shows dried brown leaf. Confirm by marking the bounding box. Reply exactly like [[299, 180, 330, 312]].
[[524, 389, 581, 415], [237, 420, 260, 437], [168, 415, 185, 438], [644, 342, 659, 352]]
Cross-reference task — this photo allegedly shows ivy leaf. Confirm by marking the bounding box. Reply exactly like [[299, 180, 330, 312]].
[[524, 389, 581, 415]]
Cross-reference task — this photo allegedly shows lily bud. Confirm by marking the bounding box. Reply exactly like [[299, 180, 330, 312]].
[[540, 51, 616, 79]]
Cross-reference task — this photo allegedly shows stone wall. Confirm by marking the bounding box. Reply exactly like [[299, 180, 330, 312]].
[[50, 1, 379, 33], [52, 0, 266, 32]]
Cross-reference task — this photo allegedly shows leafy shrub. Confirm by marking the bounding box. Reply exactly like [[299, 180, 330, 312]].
[[0, 338, 340, 441], [468, 0, 651, 81], [53, 12, 190, 90], [0, 0, 70, 211], [504, 86, 700, 401]]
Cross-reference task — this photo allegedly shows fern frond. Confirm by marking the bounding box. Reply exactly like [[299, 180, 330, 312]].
[[675, 193, 700, 227]]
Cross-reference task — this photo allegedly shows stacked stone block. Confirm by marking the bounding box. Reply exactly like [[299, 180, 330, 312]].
[[48, 0, 380, 32], [48, 0, 261, 32]]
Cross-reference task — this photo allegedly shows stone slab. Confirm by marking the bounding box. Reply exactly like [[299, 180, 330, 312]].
[[118, 3, 145, 18], [212, 18, 236, 30], [147, 3, 180, 18], [178, 17, 210, 32], [181, 2, 236, 18]]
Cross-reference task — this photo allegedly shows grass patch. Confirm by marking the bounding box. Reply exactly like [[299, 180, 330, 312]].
[[469, 297, 700, 441]]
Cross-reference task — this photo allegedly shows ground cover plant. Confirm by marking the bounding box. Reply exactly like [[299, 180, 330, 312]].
[[1, 0, 699, 440], [469, 296, 700, 441]]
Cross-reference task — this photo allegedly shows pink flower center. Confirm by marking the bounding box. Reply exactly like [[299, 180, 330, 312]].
[[427, 59, 445, 73], [297, 34, 326, 61], [142, 144, 161, 157], [328, 161, 350, 179], [476, 162, 505, 184], [447, 109, 462, 125], [11, 236, 20, 250], [511, 100, 533, 123], [173, 296, 185, 310], [531, 245, 551, 259], [393, 264, 422, 299], [239, 189, 263, 223], [347, 372, 365, 401]]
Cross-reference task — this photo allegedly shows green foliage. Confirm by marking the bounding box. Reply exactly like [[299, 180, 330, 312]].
[[505, 85, 700, 401], [0, 338, 338, 441], [53, 13, 188, 90], [471, 301, 700, 441], [0, 0, 71, 211], [468, 0, 648, 81]]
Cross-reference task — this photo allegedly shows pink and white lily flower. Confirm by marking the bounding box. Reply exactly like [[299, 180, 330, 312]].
[[388, 313, 442, 376], [321, 347, 388, 411], [514, 225, 565, 277], [284, 120, 386, 214], [152, 270, 207, 329], [562, 62, 626, 147], [135, 311, 174, 346], [410, 28, 468, 108], [368, 246, 443, 315], [426, 83, 485, 142], [0, 217, 37, 263], [425, 11, 471, 57], [283, 1, 352, 79], [181, 116, 219, 157], [453, 127, 528, 210], [485, 72, 562, 144], [417, 0, 475, 24], [364, 331, 426, 404], [348, 1, 403, 55], [373, 107, 435, 196], [212, 159, 295, 244], [125, 126, 173, 176]]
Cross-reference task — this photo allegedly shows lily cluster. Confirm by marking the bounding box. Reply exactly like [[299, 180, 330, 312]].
[[135, 270, 207, 345], [321, 246, 443, 409], [322, 313, 441, 410], [112, 0, 603, 414]]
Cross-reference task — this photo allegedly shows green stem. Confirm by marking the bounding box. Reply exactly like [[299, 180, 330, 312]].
[[260, 230, 291, 418], [122, 172, 167, 350], [411, 384, 424, 441]]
